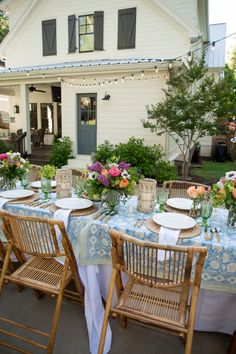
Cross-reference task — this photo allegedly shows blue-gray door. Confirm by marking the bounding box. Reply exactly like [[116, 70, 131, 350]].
[[77, 94, 97, 154]]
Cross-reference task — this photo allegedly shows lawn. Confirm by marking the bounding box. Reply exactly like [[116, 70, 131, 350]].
[[191, 161, 236, 181]]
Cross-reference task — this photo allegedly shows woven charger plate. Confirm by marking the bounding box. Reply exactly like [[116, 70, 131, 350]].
[[49, 203, 98, 216], [164, 204, 190, 216], [146, 218, 201, 239], [4, 193, 40, 205]]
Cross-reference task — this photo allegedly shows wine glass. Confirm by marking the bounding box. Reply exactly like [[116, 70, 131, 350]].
[[21, 173, 29, 189], [200, 199, 213, 228], [41, 178, 52, 201], [156, 190, 169, 213]]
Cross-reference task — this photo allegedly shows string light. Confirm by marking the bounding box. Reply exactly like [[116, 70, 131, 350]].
[[187, 51, 192, 63], [141, 70, 144, 77], [42, 73, 45, 79], [168, 62, 173, 70], [155, 66, 158, 74], [211, 41, 216, 52], [26, 71, 29, 77]]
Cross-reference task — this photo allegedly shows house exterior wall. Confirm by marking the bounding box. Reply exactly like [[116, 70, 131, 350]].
[[3, 0, 191, 68], [62, 72, 167, 158]]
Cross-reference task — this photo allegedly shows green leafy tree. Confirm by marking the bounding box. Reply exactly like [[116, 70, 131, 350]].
[[0, 10, 8, 43], [142, 54, 220, 179]]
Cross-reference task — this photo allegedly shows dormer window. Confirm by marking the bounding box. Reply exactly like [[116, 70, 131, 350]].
[[79, 15, 94, 52]]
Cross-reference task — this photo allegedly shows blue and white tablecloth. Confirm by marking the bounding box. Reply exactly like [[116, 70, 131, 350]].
[[1, 197, 236, 294]]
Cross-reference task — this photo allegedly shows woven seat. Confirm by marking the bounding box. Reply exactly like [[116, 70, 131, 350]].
[[163, 180, 209, 199], [98, 230, 207, 354], [0, 210, 84, 354]]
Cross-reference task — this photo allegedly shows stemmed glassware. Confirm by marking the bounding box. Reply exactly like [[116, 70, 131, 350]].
[[41, 178, 52, 201], [156, 190, 169, 213], [200, 199, 213, 228]]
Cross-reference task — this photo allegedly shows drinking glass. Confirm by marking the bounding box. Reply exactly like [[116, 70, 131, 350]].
[[41, 178, 52, 201], [200, 199, 213, 227], [76, 179, 86, 198], [156, 190, 169, 213], [21, 173, 29, 189]]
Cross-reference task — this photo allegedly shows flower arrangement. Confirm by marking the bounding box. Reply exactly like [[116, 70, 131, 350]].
[[0, 152, 31, 179], [86, 160, 138, 199], [211, 174, 236, 209], [40, 164, 56, 179], [187, 185, 206, 200]]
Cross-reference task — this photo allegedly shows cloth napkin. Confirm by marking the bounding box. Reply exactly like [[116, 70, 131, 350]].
[[0, 198, 10, 242], [53, 208, 72, 264], [158, 227, 180, 261], [0, 197, 10, 210]]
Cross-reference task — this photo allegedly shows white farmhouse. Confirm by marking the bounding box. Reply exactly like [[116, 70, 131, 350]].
[[0, 0, 209, 166]]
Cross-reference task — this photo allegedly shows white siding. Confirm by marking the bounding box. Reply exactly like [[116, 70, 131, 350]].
[[3, 0, 190, 68], [161, 0, 196, 28], [62, 72, 167, 157]]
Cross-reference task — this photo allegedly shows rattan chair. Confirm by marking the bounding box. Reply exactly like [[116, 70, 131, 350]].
[[0, 210, 84, 354], [71, 168, 87, 189], [98, 230, 207, 354], [163, 180, 209, 199], [28, 164, 41, 183]]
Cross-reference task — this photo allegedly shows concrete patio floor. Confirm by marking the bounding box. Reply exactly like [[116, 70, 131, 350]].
[[0, 283, 232, 354]]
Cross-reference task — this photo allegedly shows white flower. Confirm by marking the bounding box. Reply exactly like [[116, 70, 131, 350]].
[[12, 152, 21, 158], [88, 172, 98, 180], [225, 171, 236, 180], [216, 181, 224, 189], [121, 170, 130, 179]]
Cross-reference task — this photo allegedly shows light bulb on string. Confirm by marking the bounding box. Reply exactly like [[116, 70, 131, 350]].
[[141, 70, 144, 77], [121, 76, 124, 83], [155, 66, 159, 74], [131, 73, 134, 81], [168, 61, 173, 70], [211, 41, 216, 52], [187, 51, 192, 63]]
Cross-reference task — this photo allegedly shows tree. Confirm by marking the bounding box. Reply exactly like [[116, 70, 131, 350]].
[[0, 10, 8, 43], [142, 54, 220, 179]]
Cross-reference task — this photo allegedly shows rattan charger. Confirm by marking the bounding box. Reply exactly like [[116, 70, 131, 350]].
[[50, 203, 97, 216], [146, 218, 201, 239]]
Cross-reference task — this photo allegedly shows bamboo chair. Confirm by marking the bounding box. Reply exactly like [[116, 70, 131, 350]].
[[0, 210, 84, 354], [163, 180, 209, 199], [71, 168, 87, 189], [98, 230, 207, 354]]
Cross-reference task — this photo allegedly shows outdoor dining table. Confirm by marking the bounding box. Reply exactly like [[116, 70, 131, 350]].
[[0, 194, 236, 354]]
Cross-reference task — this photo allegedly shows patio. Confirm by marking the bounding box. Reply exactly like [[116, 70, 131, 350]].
[[0, 283, 231, 354]]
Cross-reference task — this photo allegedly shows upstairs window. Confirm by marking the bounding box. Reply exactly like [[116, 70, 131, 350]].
[[79, 15, 94, 52], [118, 8, 136, 49], [78, 12, 104, 52], [42, 19, 57, 56]]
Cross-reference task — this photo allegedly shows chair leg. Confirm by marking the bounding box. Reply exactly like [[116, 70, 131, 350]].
[[47, 259, 70, 354], [0, 244, 12, 294], [98, 269, 117, 354]]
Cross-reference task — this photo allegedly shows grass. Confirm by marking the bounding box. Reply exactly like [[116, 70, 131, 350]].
[[191, 161, 236, 181]]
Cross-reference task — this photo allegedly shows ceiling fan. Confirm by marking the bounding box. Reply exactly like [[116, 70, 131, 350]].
[[29, 85, 46, 93]]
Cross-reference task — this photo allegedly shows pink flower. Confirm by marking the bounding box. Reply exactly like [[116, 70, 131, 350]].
[[0, 153, 8, 160], [108, 166, 121, 177]]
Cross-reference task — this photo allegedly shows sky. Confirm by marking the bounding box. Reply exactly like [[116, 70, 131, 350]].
[[209, 0, 236, 61]]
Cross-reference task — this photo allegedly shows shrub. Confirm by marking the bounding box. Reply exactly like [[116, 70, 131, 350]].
[[49, 136, 74, 168], [155, 160, 177, 183], [93, 140, 115, 164], [0, 140, 14, 153], [94, 137, 164, 179]]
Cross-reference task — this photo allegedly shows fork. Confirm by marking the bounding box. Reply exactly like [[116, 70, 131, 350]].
[[215, 227, 220, 242]]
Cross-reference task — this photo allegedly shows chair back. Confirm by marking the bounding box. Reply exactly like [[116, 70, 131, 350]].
[[110, 229, 207, 289], [163, 180, 209, 199], [0, 210, 69, 258], [28, 164, 41, 182]]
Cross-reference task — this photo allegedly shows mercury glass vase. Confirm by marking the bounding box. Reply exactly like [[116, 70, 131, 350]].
[[0, 176, 17, 191], [227, 204, 236, 228]]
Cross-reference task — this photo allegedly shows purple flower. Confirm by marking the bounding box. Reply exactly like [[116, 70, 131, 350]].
[[119, 161, 131, 170], [88, 162, 103, 172], [97, 175, 110, 187]]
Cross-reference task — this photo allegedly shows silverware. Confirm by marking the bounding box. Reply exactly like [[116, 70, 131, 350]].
[[204, 227, 209, 241], [215, 227, 220, 242], [92, 208, 106, 220], [209, 229, 213, 241], [97, 210, 109, 221], [40, 202, 53, 209]]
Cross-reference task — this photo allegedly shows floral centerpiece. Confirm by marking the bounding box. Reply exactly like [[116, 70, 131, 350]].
[[211, 172, 236, 226], [187, 185, 207, 217], [0, 152, 31, 190], [86, 160, 138, 204]]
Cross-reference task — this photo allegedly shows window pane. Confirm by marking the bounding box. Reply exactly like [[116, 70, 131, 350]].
[[86, 15, 94, 25], [80, 25, 86, 34], [79, 16, 86, 25], [80, 34, 94, 52], [86, 24, 94, 33]]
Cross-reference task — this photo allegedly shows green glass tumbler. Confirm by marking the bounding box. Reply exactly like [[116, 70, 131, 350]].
[[41, 178, 52, 201]]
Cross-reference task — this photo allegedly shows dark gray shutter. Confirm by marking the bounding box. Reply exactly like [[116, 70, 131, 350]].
[[42, 19, 57, 56], [68, 15, 77, 53], [118, 8, 136, 49], [94, 11, 104, 51]]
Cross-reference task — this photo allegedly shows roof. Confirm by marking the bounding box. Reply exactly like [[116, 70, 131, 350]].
[[206, 23, 226, 68]]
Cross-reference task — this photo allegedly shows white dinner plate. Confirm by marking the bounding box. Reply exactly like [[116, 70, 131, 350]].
[[166, 198, 193, 211], [31, 180, 57, 188], [152, 212, 196, 230], [55, 198, 93, 210], [0, 189, 34, 199]]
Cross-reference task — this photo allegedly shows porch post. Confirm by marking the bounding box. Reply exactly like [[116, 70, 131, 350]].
[[53, 102, 58, 134], [20, 84, 31, 154]]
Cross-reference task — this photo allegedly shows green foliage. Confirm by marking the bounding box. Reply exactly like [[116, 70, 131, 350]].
[[143, 53, 221, 179], [0, 10, 8, 43], [93, 140, 115, 164], [191, 161, 236, 182], [49, 136, 74, 168], [155, 160, 177, 183], [40, 165, 56, 179], [94, 137, 164, 179], [0, 139, 14, 153]]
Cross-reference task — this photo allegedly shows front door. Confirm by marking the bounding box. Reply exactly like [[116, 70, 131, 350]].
[[77, 94, 97, 154]]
